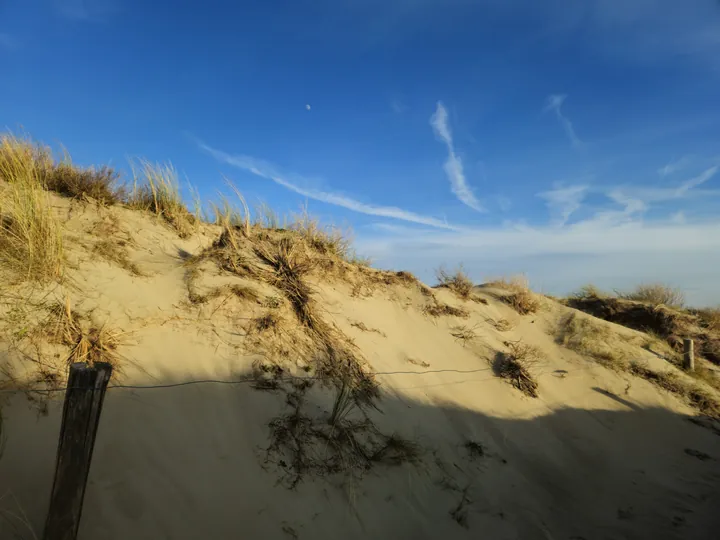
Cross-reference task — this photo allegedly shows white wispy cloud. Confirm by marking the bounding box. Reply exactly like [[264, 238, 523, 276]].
[[198, 141, 458, 230], [430, 102, 485, 212], [355, 217, 720, 306], [544, 94, 583, 149], [658, 156, 689, 177], [675, 166, 718, 196], [538, 184, 588, 226]]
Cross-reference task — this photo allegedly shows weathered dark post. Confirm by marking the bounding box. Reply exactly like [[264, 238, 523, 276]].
[[683, 338, 695, 372], [43, 362, 112, 540]]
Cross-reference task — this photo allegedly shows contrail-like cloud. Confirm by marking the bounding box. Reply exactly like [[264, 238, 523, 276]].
[[545, 94, 583, 149], [198, 141, 459, 230], [430, 102, 485, 212]]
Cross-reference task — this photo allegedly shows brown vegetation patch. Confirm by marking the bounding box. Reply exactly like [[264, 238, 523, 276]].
[[486, 277, 540, 315], [435, 265, 474, 300], [423, 300, 469, 318], [568, 295, 720, 365], [493, 340, 542, 397]]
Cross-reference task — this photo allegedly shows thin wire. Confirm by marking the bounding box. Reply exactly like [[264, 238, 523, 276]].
[[0, 364, 601, 395]]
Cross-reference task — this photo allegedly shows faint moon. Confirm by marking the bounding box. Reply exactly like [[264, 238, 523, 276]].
[[305, 104, 311, 110]]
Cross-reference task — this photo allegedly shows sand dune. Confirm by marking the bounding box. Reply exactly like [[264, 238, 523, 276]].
[[1, 189, 719, 539]]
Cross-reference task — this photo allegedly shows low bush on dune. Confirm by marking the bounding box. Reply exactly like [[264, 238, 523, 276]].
[[618, 283, 686, 308], [486, 276, 540, 315], [435, 264, 474, 300], [493, 340, 542, 397], [0, 133, 123, 204]]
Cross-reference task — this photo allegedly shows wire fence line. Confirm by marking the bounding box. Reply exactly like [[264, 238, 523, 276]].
[[0, 364, 600, 396]]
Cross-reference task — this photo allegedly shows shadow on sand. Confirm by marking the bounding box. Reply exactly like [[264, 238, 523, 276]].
[[1, 366, 720, 540]]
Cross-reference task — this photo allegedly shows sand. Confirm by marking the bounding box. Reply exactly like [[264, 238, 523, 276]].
[[1, 196, 719, 539]]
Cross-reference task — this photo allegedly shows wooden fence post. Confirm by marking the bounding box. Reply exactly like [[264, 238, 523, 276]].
[[43, 362, 112, 540], [683, 339, 695, 372]]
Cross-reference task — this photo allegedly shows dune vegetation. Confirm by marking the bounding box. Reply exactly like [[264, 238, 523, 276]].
[[1, 132, 719, 540]]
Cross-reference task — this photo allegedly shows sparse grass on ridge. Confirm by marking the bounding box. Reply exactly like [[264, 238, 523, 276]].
[[436, 264, 474, 300], [126, 160, 195, 237], [486, 275, 540, 315]]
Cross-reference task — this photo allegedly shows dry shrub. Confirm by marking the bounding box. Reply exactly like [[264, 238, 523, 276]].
[[450, 324, 478, 346], [619, 283, 685, 308], [556, 313, 626, 370], [628, 362, 720, 418], [126, 160, 194, 237], [488, 317, 514, 332], [47, 298, 123, 368], [571, 284, 606, 300], [493, 340, 541, 397], [0, 135, 64, 282], [93, 239, 143, 276], [423, 300, 469, 318], [487, 276, 540, 315], [255, 236, 316, 328], [43, 161, 122, 204], [436, 265, 474, 300], [265, 385, 420, 489]]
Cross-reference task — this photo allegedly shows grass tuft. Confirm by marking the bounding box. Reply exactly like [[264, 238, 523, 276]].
[[436, 264, 474, 300], [493, 340, 542, 397], [423, 300, 469, 318], [0, 134, 64, 282], [486, 276, 540, 315], [47, 298, 123, 368], [126, 160, 194, 237]]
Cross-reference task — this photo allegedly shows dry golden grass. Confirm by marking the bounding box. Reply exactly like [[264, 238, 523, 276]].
[[628, 362, 720, 418], [289, 207, 351, 260], [423, 300, 469, 318], [211, 181, 251, 236], [436, 265, 474, 300], [46, 298, 123, 368], [556, 313, 626, 370], [619, 283, 685, 308], [126, 160, 194, 237], [0, 135, 64, 282], [493, 340, 542, 397], [0, 132, 122, 204], [486, 275, 540, 315], [44, 160, 123, 204]]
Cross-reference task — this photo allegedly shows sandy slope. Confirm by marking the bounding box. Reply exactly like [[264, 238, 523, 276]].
[[1, 197, 719, 539]]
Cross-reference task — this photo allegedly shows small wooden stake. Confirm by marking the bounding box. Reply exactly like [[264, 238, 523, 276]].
[[683, 338, 695, 372], [43, 362, 112, 540]]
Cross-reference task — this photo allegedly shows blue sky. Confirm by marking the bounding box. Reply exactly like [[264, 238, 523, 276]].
[[2, 1, 720, 304]]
